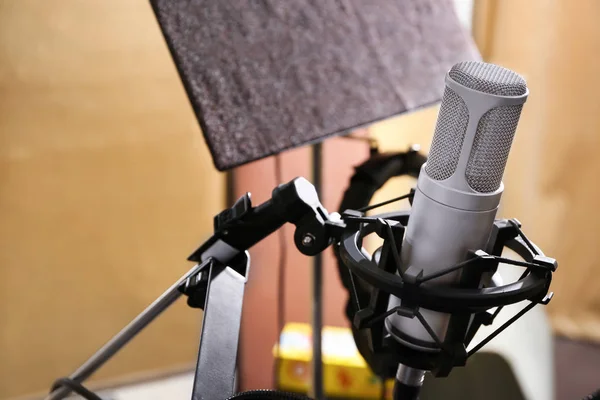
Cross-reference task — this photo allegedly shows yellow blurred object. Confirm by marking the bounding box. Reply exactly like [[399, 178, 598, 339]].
[[273, 323, 393, 399]]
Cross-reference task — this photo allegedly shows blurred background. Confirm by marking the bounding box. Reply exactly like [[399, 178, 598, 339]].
[[1, 1, 600, 399]]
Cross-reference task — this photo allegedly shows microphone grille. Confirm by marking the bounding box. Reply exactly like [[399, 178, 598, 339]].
[[465, 104, 523, 192], [449, 61, 526, 96], [425, 87, 469, 181], [426, 61, 527, 192]]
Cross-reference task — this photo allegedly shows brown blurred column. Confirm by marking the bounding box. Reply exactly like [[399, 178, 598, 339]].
[[235, 135, 369, 390]]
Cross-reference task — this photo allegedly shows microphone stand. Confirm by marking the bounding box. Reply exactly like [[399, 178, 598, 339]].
[[46, 177, 343, 400]]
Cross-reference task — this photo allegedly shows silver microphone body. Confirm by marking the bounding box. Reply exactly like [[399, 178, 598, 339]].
[[386, 62, 528, 359]]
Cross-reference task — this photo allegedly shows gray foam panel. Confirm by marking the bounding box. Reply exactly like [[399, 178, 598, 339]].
[[150, 0, 479, 170]]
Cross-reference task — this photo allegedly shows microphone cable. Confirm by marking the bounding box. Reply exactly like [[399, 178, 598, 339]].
[[273, 153, 287, 390]]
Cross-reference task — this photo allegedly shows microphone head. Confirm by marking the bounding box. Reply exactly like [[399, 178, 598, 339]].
[[448, 61, 527, 97], [425, 61, 528, 194]]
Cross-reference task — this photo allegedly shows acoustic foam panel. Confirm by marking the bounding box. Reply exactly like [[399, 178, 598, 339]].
[[151, 0, 479, 171]]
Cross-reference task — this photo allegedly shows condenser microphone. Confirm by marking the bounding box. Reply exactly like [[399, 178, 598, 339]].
[[385, 61, 529, 395]]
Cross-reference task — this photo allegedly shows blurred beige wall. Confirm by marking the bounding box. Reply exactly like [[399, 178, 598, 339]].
[[0, 1, 224, 398], [473, 0, 600, 343]]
